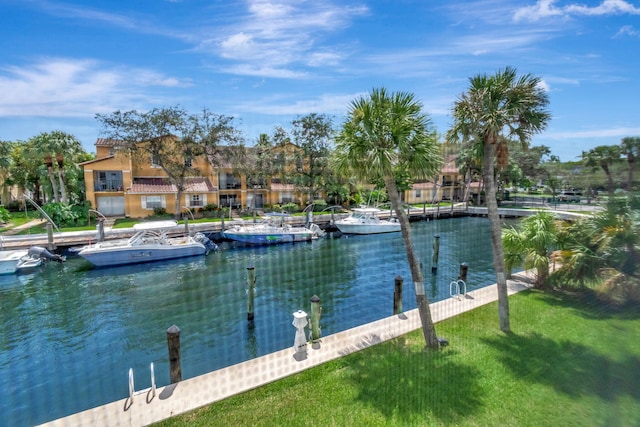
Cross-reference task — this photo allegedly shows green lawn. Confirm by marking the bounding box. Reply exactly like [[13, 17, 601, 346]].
[[155, 290, 640, 427]]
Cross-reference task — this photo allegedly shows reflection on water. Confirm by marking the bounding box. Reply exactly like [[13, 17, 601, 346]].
[[0, 216, 512, 426]]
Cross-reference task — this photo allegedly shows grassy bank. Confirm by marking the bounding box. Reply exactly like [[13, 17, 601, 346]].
[[155, 290, 640, 427]]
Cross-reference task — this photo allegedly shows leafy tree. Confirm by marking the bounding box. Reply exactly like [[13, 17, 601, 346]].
[[0, 140, 14, 204], [502, 211, 558, 288], [620, 136, 640, 190], [334, 88, 443, 348], [582, 145, 622, 200], [96, 106, 243, 218], [448, 67, 550, 332], [290, 113, 334, 202], [8, 141, 45, 203]]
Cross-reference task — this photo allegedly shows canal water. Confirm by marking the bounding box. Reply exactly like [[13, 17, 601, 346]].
[[0, 216, 511, 426]]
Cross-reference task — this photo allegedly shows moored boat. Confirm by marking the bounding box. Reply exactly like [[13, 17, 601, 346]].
[[0, 249, 29, 275], [77, 220, 217, 267], [223, 213, 323, 245], [334, 206, 401, 235]]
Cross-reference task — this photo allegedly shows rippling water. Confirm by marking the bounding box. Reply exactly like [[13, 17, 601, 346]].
[[0, 216, 512, 426]]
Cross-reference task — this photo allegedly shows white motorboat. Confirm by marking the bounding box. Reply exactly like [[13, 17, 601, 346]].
[[335, 206, 401, 235], [77, 220, 217, 267], [0, 245, 64, 275], [223, 213, 324, 245], [0, 249, 29, 275]]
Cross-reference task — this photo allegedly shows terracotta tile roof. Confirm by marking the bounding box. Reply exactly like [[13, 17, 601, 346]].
[[129, 177, 217, 194], [78, 155, 114, 166], [95, 138, 128, 147]]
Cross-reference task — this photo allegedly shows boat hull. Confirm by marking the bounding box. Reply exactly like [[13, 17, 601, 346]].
[[223, 231, 313, 245], [335, 223, 401, 235], [78, 243, 206, 267], [0, 250, 29, 275]]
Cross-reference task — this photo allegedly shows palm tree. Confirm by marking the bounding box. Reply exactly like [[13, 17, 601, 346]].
[[555, 198, 640, 287], [27, 131, 82, 204], [502, 211, 558, 289], [447, 67, 550, 332], [334, 88, 443, 348], [582, 145, 622, 200], [620, 137, 640, 190]]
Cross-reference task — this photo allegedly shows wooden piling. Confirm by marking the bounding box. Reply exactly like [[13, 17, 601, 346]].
[[431, 235, 440, 273], [47, 222, 55, 251], [393, 276, 403, 314], [247, 266, 256, 323], [97, 219, 105, 242], [309, 295, 321, 342], [184, 217, 189, 235], [166, 325, 182, 383], [459, 262, 468, 282]]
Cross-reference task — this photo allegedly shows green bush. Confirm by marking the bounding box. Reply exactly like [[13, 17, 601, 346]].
[[0, 206, 10, 224], [312, 199, 328, 212], [153, 207, 167, 216], [281, 202, 300, 213], [41, 202, 81, 227]]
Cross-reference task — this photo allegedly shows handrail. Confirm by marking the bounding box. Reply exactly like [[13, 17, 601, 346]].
[[128, 368, 135, 403], [22, 195, 60, 233], [150, 362, 156, 398], [181, 207, 195, 221], [450, 279, 467, 299], [88, 209, 107, 222]]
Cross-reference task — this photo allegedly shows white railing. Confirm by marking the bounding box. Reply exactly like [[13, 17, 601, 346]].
[[128, 362, 156, 404], [450, 279, 466, 299]]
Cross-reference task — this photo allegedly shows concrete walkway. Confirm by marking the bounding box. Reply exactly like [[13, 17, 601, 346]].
[[41, 272, 533, 427]]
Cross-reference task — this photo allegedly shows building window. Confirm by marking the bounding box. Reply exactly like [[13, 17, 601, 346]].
[[220, 194, 240, 208], [151, 153, 162, 168], [415, 189, 422, 198], [94, 171, 123, 192], [184, 158, 192, 168], [219, 173, 241, 189], [189, 194, 203, 207], [143, 195, 165, 209]]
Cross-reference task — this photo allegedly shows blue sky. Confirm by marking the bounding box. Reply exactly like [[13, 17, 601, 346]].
[[1, 0, 639, 161]]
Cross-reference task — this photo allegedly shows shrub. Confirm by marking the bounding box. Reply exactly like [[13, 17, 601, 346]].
[[0, 206, 10, 224], [311, 199, 328, 212], [41, 202, 80, 227], [153, 207, 167, 216], [281, 202, 300, 213]]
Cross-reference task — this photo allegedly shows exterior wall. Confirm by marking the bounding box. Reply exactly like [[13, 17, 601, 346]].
[[83, 154, 131, 212]]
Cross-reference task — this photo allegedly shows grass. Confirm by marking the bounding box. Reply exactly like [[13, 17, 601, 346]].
[[154, 290, 640, 427]]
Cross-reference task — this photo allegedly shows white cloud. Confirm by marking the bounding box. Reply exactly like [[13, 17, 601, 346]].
[[0, 57, 188, 117], [202, 0, 368, 78], [514, 0, 640, 22], [614, 25, 640, 37]]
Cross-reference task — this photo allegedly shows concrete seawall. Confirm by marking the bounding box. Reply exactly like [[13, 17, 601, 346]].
[[41, 271, 535, 427]]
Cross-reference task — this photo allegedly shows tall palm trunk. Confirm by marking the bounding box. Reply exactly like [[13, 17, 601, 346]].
[[385, 175, 440, 348], [482, 142, 510, 332], [56, 154, 68, 204], [44, 156, 60, 203]]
